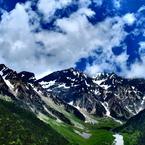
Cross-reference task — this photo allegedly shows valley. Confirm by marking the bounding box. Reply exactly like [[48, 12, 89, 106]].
[[0, 64, 145, 144], [42, 113, 121, 145]]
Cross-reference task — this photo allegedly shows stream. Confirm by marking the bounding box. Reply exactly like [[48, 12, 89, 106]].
[[112, 133, 124, 145], [110, 129, 124, 145]]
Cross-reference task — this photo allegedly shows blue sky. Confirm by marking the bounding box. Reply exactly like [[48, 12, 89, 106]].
[[0, 0, 145, 78]]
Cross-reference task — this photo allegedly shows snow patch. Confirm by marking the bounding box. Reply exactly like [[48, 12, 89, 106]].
[[0, 68, 6, 76], [131, 86, 135, 90], [75, 105, 81, 110], [29, 76, 35, 80], [94, 89, 100, 95], [69, 101, 73, 105], [58, 83, 70, 89], [73, 71, 77, 76], [141, 96, 145, 105], [84, 80, 90, 87], [70, 78, 76, 82], [40, 80, 56, 88], [137, 96, 145, 113], [4, 79, 14, 90], [101, 84, 110, 89], [113, 118, 123, 124], [73, 84, 80, 87], [93, 79, 106, 85], [101, 102, 110, 116], [126, 106, 136, 115], [83, 74, 87, 78], [109, 74, 115, 79], [101, 102, 123, 124], [112, 79, 115, 85]]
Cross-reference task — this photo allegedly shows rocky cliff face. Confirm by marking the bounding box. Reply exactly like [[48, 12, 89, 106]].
[[0, 64, 85, 125], [1, 64, 145, 123], [37, 68, 145, 121]]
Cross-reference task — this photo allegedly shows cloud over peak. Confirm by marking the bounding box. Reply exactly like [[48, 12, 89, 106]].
[[0, 0, 145, 79]]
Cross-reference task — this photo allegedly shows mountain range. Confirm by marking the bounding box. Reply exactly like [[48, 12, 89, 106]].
[[0, 64, 145, 144], [37, 67, 145, 121]]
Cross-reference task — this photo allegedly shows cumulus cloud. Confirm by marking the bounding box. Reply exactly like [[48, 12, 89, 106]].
[[126, 61, 145, 78], [123, 13, 136, 26], [123, 6, 145, 78], [0, 0, 144, 79], [84, 15, 130, 76], [0, 3, 34, 61], [37, 0, 72, 22], [0, 1, 94, 78], [0, 2, 46, 77], [77, 8, 95, 17], [134, 42, 145, 78], [54, 13, 129, 77]]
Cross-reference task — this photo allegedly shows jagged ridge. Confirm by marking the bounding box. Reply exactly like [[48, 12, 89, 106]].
[[37, 68, 145, 121], [0, 64, 85, 126]]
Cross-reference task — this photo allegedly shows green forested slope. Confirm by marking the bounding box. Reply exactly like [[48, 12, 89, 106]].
[[114, 109, 145, 145], [0, 98, 70, 145]]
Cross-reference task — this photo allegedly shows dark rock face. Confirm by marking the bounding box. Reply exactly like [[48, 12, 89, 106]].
[[0, 64, 85, 124], [37, 68, 107, 117], [18, 71, 36, 83], [37, 69, 145, 120], [1, 64, 145, 122]]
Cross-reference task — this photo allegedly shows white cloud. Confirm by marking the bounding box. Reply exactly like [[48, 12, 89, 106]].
[[136, 6, 145, 30], [125, 41, 145, 78], [85, 50, 129, 77], [78, 0, 103, 8], [0, 3, 43, 76], [139, 42, 145, 55], [78, 0, 92, 8], [0, 1, 129, 78], [0, 0, 143, 79], [37, 0, 72, 22], [113, 0, 121, 9], [138, 5, 145, 12], [77, 8, 95, 17], [126, 62, 145, 78], [123, 13, 136, 26]]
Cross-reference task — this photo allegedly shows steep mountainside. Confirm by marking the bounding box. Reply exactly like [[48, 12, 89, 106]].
[[0, 64, 85, 126], [0, 98, 69, 145], [1, 63, 145, 122], [114, 109, 145, 145], [0, 64, 120, 145], [37, 68, 145, 121], [1, 64, 145, 145]]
